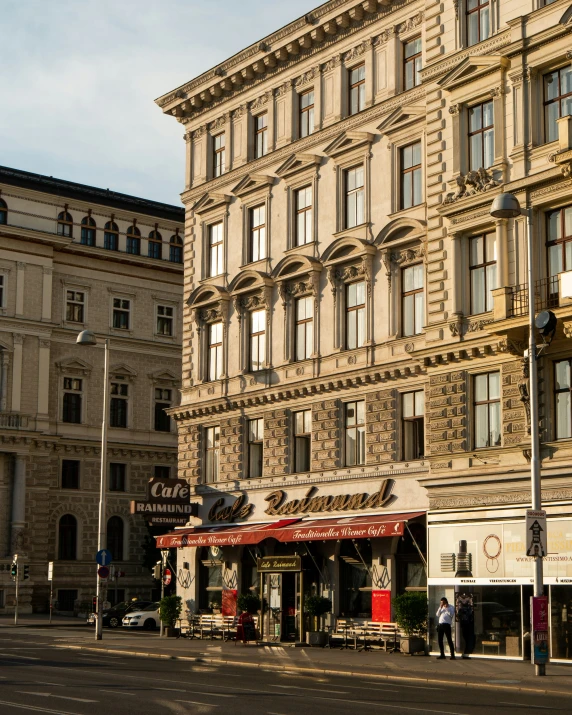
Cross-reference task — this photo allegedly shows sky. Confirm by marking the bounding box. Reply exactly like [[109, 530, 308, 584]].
[[0, 0, 315, 206]]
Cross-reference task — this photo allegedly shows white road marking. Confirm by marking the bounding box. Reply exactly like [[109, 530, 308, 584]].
[[499, 703, 557, 711], [152, 687, 187, 692], [34, 682, 66, 687], [16, 691, 98, 703], [99, 689, 135, 696], [192, 692, 233, 698], [272, 684, 347, 695], [174, 700, 219, 708], [0, 699, 82, 715], [0, 653, 40, 660]]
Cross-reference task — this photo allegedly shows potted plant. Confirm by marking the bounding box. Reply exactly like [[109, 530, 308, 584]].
[[305, 595, 332, 647], [392, 591, 427, 655], [237, 592, 261, 614], [159, 594, 182, 637]]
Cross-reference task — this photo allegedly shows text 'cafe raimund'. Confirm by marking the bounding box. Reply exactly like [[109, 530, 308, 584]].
[[155, 474, 428, 641]]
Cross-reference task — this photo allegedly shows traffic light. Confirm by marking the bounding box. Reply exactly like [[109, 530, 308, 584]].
[[10, 562, 17, 581], [23, 565, 30, 580], [152, 562, 161, 580]]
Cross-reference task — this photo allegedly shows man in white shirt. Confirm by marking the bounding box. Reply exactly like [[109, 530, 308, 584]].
[[436, 597, 456, 660]]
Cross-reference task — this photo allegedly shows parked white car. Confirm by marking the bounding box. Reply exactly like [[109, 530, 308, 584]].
[[122, 602, 160, 630]]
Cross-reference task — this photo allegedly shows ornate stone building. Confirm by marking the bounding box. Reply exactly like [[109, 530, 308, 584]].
[[157, 0, 572, 658], [0, 166, 184, 613]]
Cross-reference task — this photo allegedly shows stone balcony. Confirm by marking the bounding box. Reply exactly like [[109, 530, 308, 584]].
[[0, 413, 29, 429]]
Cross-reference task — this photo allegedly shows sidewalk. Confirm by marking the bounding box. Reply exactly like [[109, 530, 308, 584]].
[[54, 633, 572, 699], [0, 613, 87, 628]]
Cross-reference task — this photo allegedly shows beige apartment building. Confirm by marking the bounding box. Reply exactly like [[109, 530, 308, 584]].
[[157, 0, 572, 659], [0, 166, 184, 614]]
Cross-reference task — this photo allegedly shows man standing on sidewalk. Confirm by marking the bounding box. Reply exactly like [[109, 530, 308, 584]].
[[436, 597, 456, 660]]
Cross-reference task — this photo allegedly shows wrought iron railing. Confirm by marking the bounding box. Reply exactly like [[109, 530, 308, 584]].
[[0, 413, 28, 429], [509, 276, 560, 318]]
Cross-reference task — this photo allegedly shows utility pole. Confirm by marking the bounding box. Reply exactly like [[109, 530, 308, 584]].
[[159, 551, 168, 637], [13, 554, 19, 626]]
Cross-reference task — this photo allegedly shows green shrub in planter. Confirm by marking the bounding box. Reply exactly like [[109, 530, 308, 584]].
[[392, 592, 427, 655], [305, 595, 332, 632], [159, 594, 182, 628], [237, 592, 261, 614]]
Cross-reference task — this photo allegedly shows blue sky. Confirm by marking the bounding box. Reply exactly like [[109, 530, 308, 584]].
[[0, 0, 314, 206]]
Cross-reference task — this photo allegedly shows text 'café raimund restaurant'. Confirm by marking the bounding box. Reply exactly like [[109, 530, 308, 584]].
[[155, 473, 427, 640]]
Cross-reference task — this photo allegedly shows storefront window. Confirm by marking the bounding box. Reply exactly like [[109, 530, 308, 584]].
[[550, 585, 572, 659], [339, 539, 372, 617]]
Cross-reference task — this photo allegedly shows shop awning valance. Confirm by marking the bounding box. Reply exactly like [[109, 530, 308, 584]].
[[274, 511, 425, 543], [156, 512, 425, 548]]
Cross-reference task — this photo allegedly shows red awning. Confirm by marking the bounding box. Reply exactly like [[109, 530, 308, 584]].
[[274, 511, 425, 542], [155, 519, 300, 549]]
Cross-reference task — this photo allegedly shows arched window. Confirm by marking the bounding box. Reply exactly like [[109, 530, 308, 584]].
[[104, 221, 119, 251], [126, 225, 141, 255], [80, 216, 96, 246], [58, 514, 77, 560], [107, 516, 124, 561], [0, 198, 7, 225], [169, 234, 183, 264], [57, 211, 73, 237], [148, 230, 162, 260]]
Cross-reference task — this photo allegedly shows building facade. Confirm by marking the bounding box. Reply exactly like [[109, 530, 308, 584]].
[[157, 0, 572, 658], [0, 166, 184, 614]]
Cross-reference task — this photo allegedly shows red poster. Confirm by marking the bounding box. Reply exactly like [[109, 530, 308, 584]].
[[222, 589, 237, 617], [371, 590, 391, 623]]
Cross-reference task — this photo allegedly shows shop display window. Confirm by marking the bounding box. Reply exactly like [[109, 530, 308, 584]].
[[550, 585, 572, 660], [339, 539, 372, 617]]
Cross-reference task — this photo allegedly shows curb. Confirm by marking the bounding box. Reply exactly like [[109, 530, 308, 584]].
[[55, 644, 572, 699]]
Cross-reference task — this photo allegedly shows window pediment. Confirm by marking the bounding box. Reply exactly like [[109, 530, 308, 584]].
[[322, 236, 375, 267], [324, 130, 375, 160], [273, 254, 322, 305], [438, 55, 509, 92], [56, 357, 93, 375], [376, 217, 426, 247], [229, 269, 273, 312], [275, 153, 321, 180], [377, 105, 426, 135], [109, 363, 137, 379], [193, 192, 232, 215], [231, 173, 274, 199], [188, 284, 229, 324]]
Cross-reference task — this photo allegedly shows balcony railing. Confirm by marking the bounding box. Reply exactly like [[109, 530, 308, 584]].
[[509, 277, 560, 318], [0, 413, 29, 429]]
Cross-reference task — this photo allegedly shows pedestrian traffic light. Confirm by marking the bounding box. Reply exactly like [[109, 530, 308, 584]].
[[10, 562, 17, 580], [23, 565, 30, 580], [92, 596, 97, 612], [152, 563, 161, 580]]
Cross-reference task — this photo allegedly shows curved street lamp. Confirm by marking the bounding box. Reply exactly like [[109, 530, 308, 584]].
[[77, 330, 110, 641]]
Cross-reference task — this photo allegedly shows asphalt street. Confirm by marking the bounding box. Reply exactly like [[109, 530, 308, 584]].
[[0, 629, 570, 715]]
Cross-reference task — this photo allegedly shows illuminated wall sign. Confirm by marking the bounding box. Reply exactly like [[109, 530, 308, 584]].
[[208, 494, 253, 522], [264, 480, 394, 516]]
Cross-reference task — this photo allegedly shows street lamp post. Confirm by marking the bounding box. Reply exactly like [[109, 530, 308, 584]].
[[490, 193, 545, 675], [77, 330, 110, 642]]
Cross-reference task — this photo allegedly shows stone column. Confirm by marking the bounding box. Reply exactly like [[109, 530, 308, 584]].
[[11, 334, 23, 412], [10, 454, 27, 556], [449, 232, 463, 318], [15, 262, 25, 318], [495, 218, 509, 289], [37, 339, 50, 423], [41, 266, 53, 322], [0, 349, 8, 411]]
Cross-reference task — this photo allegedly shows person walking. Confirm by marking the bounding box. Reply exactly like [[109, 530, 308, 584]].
[[436, 597, 456, 660]]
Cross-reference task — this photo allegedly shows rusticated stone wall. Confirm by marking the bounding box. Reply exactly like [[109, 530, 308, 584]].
[[366, 388, 397, 465]]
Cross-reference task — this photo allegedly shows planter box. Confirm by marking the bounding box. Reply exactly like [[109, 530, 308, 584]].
[[163, 626, 177, 637], [400, 636, 425, 655], [307, 631, 329, 647]]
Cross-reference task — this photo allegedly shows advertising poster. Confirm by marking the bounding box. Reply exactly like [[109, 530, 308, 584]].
[[222, 588, 237, 616], [372, 589, 391, 622]]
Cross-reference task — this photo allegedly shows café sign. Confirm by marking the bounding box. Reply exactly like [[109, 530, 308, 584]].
[[131, 477, 198, 526], [257, 555, 301, 573]]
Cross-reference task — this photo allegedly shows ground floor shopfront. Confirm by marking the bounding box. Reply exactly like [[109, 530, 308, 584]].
[[428, 506, 572, 662], [157, 474, 428, 641]]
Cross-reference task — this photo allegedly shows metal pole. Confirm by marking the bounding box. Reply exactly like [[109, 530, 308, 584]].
[[14, 556, 19, 626], [160, 550, 167, 637], [526, 208, 545, 676], [95, 339, 110, 641], [49, 577, 53, 624]]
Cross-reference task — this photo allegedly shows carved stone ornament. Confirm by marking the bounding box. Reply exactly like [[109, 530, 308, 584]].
[[444, 168, 499, 204], [390, 245, 426, 267], [497, 337, 526, 356], [563, 321, 572, 339], [334, 262, 367, 284], [295, 67, 318, 87], [448, 104, 460, 115], [344, 38, 372, 63], [321, 54, 341, 73], [396, 12, 424, 34], [275, 81, 291, 97], [234, 292, 268, 312], [279, 279, 315, 306], [198, 307, 222, 324], [192, 125, 207, 140], [232, 104, 248, 120], [373, 27, 395, 46], [209, 115, 227, 131], [250, 91, 273, 110]]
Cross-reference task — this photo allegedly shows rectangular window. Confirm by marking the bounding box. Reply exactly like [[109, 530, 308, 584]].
[[294, 409, 311, 473], [112, 298, 130, 330], [402, 391, 424, 461], [110, 382, 128, 428], [156, 305, 174, 336], [208, 222, 224, 277], [66, 291, 85, 323], [109, 463, 126, 492], [127, 235, 141, 255], [345, 400, 365, 466], [346, 281, 365, 350], [62, 378, 82, 424], [249, 205, 266, 262], [295, 296, 313, 361], [104, 231, 118, 251], [469, 101, 494, 170], [0, 590, 4, 609], [349, 63, 365, 115], [0, 274, 4, 308], [547, 205, 572, 302], [402, 264, 424, 336], [470, 233, 497, 314], [555, 360, 572, 439], [474, 372, 501, 448], [208, 321, 223, 381], [299, 90, 315, 138], [345, 166, 365, 229], [295, 186, 313, 246], [248, 417, 264, 478], [254, 113, 268, 159], [400, 141, 422, 209], [61, 460, 80, 489], [154, 465, 170, 479], [80, 226, 95, 246], [213, 133, 226, 177], [466, 0, 490, 46], [249, 309, 266, 372], [205, 425, 220, 483], [404, 37, 422, 91], [154, 388, 172, 432]]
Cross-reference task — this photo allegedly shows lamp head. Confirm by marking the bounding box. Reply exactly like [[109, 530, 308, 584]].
[[76, 329, 98, 346], [535, 310, 557, 337], [490, 192, 522, 219]]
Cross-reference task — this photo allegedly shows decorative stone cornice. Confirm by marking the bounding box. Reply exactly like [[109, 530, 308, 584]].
[[430, 488, 572, 510]]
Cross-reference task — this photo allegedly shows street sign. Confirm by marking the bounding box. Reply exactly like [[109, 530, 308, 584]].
[[96, 549, 113, 566], [163, 568, 172, 586], [48, 562, 53, 581], [526, 509, 547, 557], [98, 566, 110, 579]]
